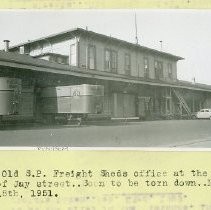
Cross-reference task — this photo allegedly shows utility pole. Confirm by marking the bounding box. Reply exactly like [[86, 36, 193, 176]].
[[135, 13, 139, 44]]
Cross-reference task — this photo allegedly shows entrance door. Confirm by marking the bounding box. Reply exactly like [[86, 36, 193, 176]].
[[112, 93, 136, 118], [123, 94, 136, 117]]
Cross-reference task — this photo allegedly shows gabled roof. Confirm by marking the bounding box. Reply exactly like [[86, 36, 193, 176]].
[[9, 28, 184, 61]]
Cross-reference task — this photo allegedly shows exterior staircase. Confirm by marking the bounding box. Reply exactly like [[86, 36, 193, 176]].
[[172, 88, 192, 118]]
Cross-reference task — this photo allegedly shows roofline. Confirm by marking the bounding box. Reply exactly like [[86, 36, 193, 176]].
[[0, 51, 209, 92], [9, 28, 184, 61], [33, 52, 69, 58], [9, 27, 79, 49]]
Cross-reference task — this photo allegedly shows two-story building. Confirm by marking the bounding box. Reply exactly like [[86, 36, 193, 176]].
[[1, 27, 211, 121]]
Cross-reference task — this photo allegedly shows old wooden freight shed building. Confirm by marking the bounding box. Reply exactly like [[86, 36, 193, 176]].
[[1, 27, 211, 121]]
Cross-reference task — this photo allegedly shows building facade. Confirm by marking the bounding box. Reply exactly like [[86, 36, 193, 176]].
[[10, 28, 179, 82], [1, 28, 211, 121]]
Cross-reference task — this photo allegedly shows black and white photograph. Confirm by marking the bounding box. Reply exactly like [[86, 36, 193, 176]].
[[0, 10, 211, 147]]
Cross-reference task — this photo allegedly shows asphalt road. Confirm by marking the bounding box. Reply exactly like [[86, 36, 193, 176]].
[[0, 119, 211, 148]]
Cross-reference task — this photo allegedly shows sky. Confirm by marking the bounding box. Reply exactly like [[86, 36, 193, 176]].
[[0, 9, 211, 85]]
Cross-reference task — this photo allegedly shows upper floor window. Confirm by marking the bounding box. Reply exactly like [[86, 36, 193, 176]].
[[154, 60, 163, 80], [168, 63, 173, 79], [111, 51, 118, 72], [70, 43, 77, 66], [104, 49, 118, 73], [105, 49, 110, 70], [125, 53, 131, 75], [87, 45, 96, 70], [144, 57, 149, 78]]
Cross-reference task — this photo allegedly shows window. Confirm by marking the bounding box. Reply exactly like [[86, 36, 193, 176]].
[[154, 61, 159, 79], [105, 49, 111, 70], [104, 49, 118, 73], [158, 61, 163, 78], [88, 45, 96, 70], [154, 60, 163, 80], [168, 63, 173, 79], [111, 51, 118, 72], [70, 44, 77, 66], [19, 46, 24, 54], [144, 58, 149, 78], [125, 53, 131, 75]]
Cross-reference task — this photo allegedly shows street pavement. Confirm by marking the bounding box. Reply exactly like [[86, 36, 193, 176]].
[[0, 120, 211, 148]]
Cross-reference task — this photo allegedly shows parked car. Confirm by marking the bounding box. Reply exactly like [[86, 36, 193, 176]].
[[196, 109, 211, 119]]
